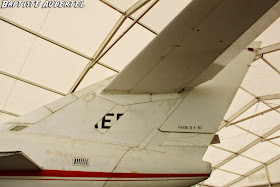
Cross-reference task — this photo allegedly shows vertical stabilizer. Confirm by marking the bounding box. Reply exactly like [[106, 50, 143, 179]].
[[160, 42, 261, 133]]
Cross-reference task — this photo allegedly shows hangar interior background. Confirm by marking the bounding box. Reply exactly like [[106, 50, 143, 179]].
[[0, 0, 280, 186]]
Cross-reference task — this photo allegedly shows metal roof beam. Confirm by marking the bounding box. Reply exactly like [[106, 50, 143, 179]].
[[241, 87, 280, 115], [98, 61, 120, 73], [124, 0, 151, 17], [0, 109, 20, 117], [258, 93, 280, 101], [92, 15, 127, 64], [99, 0, 158, 35], [224, 164, 265, 187], [0, 16, 92, 60], [219, 98, 258, 130], [214, 123, 280, 169], [0, 17, 120, 74], [216, 168, 243, 176], [257, 42, 280, 55], [94, 0, 159, 65], [263, 135, 280, 142], [224, 154, 280, 187], [261, 57, 280, 74], [232, 125, 280, 148], [0, 69, 66, 96], [211, 145, 264, 165], [213, 84, 280, 186], [265, 165, 272, 187], [68, 0, 159, 93], [227, 105, 280, 127], [240, 86, 256, 98], [68, 14, 127, 93]]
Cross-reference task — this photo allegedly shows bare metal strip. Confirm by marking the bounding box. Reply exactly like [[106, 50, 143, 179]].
[[0, 69, 66, 96]]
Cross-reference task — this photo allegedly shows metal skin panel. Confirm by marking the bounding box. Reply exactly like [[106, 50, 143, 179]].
[[105, 0, 280, 94]]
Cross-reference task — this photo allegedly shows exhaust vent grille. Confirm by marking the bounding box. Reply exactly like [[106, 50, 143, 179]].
[[73, 157, 89, 166]]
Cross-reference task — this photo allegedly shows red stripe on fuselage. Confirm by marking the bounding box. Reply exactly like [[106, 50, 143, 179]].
[[0, 170, 210, 178], [0, 178, 208, 182]]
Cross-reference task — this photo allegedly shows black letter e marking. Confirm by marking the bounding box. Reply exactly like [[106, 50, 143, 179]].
[[102, 113, 114, 129]]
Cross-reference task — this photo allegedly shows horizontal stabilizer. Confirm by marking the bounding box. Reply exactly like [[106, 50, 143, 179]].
[[105, 0, 280, 94], [0, 151, 41, 170]]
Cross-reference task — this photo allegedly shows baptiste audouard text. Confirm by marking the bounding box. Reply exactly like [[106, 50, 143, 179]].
[[1, 0, 85, 8]]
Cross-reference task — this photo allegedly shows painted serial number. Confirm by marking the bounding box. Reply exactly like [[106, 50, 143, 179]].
[[178, 126, 202, 130]]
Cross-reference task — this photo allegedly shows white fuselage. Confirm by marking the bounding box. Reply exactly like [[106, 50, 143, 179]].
[[0, 82, 212, 186], [0, 132, 210, 186]]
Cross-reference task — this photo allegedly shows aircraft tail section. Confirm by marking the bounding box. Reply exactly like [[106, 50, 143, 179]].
[[0, 42, 260, 158], [160, 42, 261, 133], [0, 43, 261, 186]]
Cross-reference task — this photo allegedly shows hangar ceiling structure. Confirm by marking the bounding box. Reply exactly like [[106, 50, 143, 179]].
[[0, 0, 280, 186]]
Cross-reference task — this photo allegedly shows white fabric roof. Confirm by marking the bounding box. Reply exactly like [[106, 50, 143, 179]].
[[0, 1, 280, 186]]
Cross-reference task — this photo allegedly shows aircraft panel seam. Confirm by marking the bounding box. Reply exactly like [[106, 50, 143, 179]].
[[4, 98, 79, 125], [103, 147, 132, 187], [138, 128, 159, 149]]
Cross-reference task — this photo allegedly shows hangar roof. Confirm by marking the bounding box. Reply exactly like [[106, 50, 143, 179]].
[[0, 1, 280, 186]]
